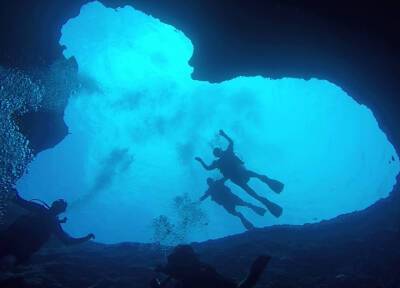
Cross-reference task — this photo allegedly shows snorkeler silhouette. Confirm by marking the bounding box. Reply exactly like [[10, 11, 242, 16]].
[[195, 130, 283, 217], [150, 244, 270, 288], [199, 178, 266, 230], [0, 188, 95, 266]]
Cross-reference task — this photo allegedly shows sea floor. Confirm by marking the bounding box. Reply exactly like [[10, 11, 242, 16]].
[[1, 195, 399, 288]]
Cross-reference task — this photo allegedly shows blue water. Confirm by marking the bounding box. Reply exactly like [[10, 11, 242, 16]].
[[16, 2, 399, 243]]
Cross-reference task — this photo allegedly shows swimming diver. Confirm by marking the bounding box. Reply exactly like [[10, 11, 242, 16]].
[[199, 178, 266, 230], [150, 244, 270, 288], [0, 188, 95, 266], [195, 130, 284, 217]]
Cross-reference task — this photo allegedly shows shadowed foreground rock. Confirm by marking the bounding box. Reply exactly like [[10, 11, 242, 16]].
[[1, 190, 399, 288]]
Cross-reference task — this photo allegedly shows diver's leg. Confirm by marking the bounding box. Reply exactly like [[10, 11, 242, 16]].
[[240, 201, 266, 216], [238, 255, 271, 288], [236, 212, 255, 231], [226, 207, 254, 230], [234, 195, 267, 217], [238, 183, 282, 218], [246, 170, 284, 194], [246, 170, 263, 179]]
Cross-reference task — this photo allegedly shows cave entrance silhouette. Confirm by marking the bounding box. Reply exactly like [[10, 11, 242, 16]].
[[16, 1, 400, 244]]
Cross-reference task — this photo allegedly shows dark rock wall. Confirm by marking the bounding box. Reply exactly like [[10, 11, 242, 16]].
[[1, 1, 400, 172]]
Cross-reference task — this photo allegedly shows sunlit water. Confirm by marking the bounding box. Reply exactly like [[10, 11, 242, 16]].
[[16, 1, 399, 243]]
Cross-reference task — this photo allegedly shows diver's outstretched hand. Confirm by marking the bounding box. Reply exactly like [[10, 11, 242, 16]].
[[219, 129, 226, 136], [194, 157, 202, 162]]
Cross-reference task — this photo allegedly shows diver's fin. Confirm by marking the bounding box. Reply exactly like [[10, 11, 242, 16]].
[[249, 205, 266, 216], [260, 198, 283, 218], [261, 176, 284, 193], [238, 255, 271, 288]]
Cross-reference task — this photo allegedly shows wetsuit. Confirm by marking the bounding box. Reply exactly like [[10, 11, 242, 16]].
[[204, 179, 246, 213]]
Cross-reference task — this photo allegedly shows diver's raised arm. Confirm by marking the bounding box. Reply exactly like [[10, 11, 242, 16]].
[[194, 157, 217, 171], [12, 188, 47, 213], [54, 224, 95, 246], [219, 130, 233, 150]]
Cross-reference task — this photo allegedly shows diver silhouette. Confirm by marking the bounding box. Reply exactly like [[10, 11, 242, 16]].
[[199, 178, 266, 230], [150, 244, 270, 288], [195, 130, 283, 217], [0, 188, 95, 266]]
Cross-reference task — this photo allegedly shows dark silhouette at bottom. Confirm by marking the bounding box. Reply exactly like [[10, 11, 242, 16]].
[[150, 245, 270, 288]]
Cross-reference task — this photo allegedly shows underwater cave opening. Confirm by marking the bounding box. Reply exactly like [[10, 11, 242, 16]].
[[16, 1, 400, 244]]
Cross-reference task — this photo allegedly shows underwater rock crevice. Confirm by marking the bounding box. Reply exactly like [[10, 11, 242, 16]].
[[14, 110, 68, 155]]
